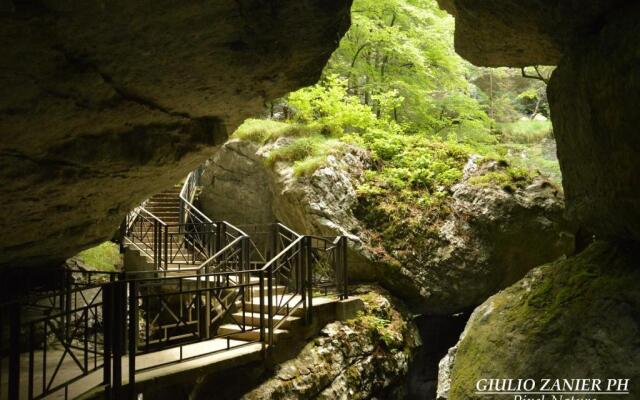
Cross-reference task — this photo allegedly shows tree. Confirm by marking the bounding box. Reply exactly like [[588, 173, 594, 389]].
[[322, 0, 488, 135]]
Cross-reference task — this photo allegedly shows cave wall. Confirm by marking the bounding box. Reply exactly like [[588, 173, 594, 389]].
[[437, 1, 640, 398], [548, 3, 640, 242], [0, 0, 353, 269], [438, 0, 640, 243], [436, 0, 627, 67]]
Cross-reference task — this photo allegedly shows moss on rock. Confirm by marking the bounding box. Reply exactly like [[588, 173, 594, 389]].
[[241, 286, 420, 400], [441, 241, 640, 399]]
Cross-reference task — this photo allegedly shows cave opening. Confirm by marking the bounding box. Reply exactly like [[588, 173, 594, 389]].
[[2, 0, 639, 399]]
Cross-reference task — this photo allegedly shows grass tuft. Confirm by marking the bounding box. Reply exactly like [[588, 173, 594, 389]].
[[74, 242, 122, 272]]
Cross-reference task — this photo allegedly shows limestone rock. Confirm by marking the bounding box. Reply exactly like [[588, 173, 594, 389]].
[[438, 241, 640, 399], [200, 140, 574, 315], [436, 0, 625, 66], [241, 287, 420, 400], [0, 0, 353, 269], [548, 2, 640, 242]]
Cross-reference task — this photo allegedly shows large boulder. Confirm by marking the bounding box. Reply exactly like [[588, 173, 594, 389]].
[[199, 138, 574, 315], [0, 0, 353, 269], [437, 241, 640, 399], [240, 287, 421, 400]]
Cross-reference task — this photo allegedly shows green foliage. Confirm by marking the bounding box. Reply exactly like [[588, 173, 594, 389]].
[[233, 119, 321, 144], [468, 166, 536, 193], [321, 0, 490, 134], [470, 67, 554, 123], [353, 291, 407, 350], [497, 120, 553, 144], [234, 0, 561, 195], [75, 242, 122, 272], [493, 119, 560, 184], [356, 313, 403, 348]]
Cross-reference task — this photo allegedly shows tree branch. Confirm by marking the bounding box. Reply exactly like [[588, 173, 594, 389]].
[[521, 66, 550, 84]]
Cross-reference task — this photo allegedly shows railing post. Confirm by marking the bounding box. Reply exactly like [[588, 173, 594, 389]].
[[259, 270, 265, 353], [128, 280, 140, 399], [204, 269, 211, 339], [8, 302, 20, 400], [208, 223, 214, 257], [103, 281, 113, 397], [179, 197, 185, 234], [301, 237, 308, 324], [164, 226, 169, 270], [307, 237, 315, 323], [153, 221, 159, 270], [221, 223, 227, 249], [215, 222, 222, 254], [112, 279, 125, 398], [128, 280, 138, 400], [341, 237, 348, 300], [241, 237, 250, 278], [64, 269, 72, 344], [267, 266, 274, 347]]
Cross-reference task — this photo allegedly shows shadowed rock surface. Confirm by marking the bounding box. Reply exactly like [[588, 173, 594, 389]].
[[435, 0, 625, 67], [437, 2, 640, 399], [548, 3, 640, 242], [438, 242, 640, 399], [0, 0, 352, 269]]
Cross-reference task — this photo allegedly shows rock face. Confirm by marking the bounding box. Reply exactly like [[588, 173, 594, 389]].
[[200, 139, 574, 315], [200, 138, 366, 236], [437, 3, 640, 399], [407, 168, 574, 315], [241, 287, 420, 400], [436, 0, 625, 67], [437, 241, 640, 399], [0, 0, 353, 269], [548, 3, 640, 242]]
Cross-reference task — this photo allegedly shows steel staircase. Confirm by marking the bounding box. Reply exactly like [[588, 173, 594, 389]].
[[1, 167, 350, 400]]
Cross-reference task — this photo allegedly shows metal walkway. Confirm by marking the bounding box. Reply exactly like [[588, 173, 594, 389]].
[[1, 167, 349, 400]]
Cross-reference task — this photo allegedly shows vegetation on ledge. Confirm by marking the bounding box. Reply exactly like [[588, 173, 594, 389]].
[[72, 242, 122, 272]]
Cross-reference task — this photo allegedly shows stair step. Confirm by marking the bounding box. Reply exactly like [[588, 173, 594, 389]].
[[182, 275, 260, 284], [217, 324, 287, 342], [146, 200, 181, 204], [244, 295, 303, 315], [164, 265, 202, 271], [250, 284, 286, 296], [153, 191, 181, 195], [230, 312, 301, 329]]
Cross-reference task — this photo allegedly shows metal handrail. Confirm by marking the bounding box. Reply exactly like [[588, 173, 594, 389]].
[[260, 236, 304, 273], [274, 222, 301, 239], [136, 207, 168, 227], [179, 166, 213, 225], [197, 235, 245, 272]]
